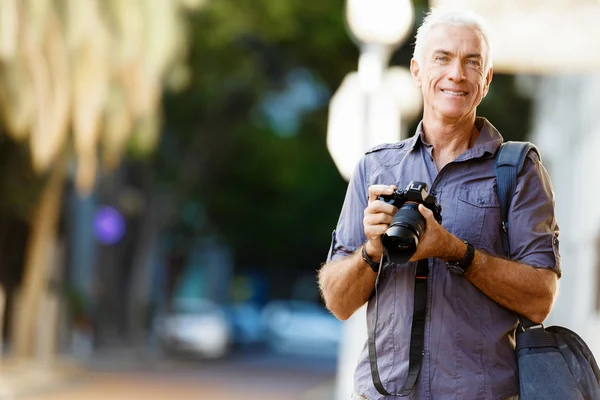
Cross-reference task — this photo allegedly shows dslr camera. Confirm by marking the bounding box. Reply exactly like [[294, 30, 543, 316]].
[[378, 181, 442, 263]]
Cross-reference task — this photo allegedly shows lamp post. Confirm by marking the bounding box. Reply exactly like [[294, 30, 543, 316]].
[[327, 0, 416, 181], [346, 0, 415, 91], [330, 1, 416, 399], [345, 0, 415, 137]]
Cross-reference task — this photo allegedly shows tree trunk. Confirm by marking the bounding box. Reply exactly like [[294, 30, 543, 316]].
[[12, 159, 66, 358]]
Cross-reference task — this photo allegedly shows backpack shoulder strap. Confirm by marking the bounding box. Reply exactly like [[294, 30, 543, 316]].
[[494, 141, 540, 258]]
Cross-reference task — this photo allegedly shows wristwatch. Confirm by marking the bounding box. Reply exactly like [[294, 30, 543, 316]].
[[446, 241, 475, 275], [361, 245, 382, 273]]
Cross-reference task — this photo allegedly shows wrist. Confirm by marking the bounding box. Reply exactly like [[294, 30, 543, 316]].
[[445, 239, 475, 276], [364, 240, 383, 262], [440, 234, 468, 262], [361, 244, 382, 273]]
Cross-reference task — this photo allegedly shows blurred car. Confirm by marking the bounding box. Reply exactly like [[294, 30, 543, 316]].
[[227, 302, 265, 348], [260, 300, 342, 357], [155, 298, 232, 359]]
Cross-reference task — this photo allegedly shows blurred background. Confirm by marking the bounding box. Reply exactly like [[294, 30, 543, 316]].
[[0, 0, 598, 399]]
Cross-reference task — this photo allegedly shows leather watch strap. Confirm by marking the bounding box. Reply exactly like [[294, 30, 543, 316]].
[[362, 245, 381, 273], [446, 241, 475, 275]]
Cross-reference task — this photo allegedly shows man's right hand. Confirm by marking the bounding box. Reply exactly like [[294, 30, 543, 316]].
[[363, 184, 398, 260]]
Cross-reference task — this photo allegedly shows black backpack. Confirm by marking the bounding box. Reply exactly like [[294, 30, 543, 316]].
[[496, 141, 600, 400]]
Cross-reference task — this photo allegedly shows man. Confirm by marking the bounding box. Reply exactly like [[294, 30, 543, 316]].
[[318, 7, 560, 400]]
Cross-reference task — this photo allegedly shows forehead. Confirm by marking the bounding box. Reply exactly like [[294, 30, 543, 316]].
[[424, 24, 487, 56]]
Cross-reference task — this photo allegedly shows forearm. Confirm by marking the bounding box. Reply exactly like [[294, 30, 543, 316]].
[[318, 249, 377, 320], [412, 204, 558, 324], [437, 232, 557, 323], [464, 250, 557, 323]]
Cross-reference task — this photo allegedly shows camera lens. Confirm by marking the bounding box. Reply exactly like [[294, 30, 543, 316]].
[[381, 203, 426, 263]]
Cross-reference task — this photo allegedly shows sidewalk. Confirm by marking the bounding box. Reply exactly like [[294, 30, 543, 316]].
[[299, 379, 336, 400], [0, 358, 86, 399], [0, 352, 337, 400]]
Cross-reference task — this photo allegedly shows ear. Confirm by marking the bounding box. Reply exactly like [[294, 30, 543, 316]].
[[482, 66, 493, 97], [410, 58, 422, 88]]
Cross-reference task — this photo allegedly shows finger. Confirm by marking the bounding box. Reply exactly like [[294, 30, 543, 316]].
[[364, 223, 392, 240], [365, 201, 397, 216], [364, 212, 394, 227], [418, 204, 435, 220], [368, 185, 396, 202]]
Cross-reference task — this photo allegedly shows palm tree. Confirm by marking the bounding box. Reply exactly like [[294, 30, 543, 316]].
[[0, 0, 204, 358]]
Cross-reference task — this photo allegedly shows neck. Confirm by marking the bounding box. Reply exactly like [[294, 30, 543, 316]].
[[421, 113, 479, 170]]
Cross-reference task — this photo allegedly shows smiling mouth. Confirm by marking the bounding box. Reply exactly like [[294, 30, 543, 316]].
[[441, 89, 468, 96]]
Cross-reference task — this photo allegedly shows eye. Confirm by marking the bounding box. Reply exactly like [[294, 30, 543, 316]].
[[466, 59, 481, 67], [435, 56, 450, 62]]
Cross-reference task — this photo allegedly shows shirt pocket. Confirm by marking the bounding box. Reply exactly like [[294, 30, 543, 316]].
[[454, 188, 501, 248]]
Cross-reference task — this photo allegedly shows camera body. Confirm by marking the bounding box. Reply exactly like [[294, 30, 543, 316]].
[[377, 181, 442, 263]]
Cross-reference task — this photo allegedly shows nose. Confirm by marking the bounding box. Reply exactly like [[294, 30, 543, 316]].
[[448, 60, 465, 82]]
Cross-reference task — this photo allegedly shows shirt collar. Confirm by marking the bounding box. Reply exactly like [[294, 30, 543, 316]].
[[407, 117, 503, 159]]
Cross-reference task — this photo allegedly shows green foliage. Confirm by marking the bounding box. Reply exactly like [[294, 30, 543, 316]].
[[159, 0, 358, 276], [478, 74, 531, 141]]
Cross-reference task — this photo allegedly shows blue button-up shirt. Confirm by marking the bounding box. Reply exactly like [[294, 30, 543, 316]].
[[327, 118, 561, 400]]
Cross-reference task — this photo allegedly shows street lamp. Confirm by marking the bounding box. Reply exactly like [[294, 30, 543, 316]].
[[327, 0, 416, 181], [346, 0, 414, 46], [346, 0, 414, 91]]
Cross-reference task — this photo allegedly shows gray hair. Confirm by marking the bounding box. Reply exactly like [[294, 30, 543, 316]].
[[413, 7, 493, 71]]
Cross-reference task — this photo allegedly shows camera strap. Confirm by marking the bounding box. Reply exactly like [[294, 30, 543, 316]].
[[368, 255, 430, 397]]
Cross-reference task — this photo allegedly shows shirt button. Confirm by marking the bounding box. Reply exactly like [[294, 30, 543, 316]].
[[478, 198, 485, 204]]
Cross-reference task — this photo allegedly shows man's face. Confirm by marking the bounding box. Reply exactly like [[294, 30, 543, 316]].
[[410, 24, 493, 122]]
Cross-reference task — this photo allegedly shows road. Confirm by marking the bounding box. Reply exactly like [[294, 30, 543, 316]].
[[20, 349, 338, 400]]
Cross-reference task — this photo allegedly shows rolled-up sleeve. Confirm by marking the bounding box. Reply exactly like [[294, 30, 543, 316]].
[[326, 156, 370, 263], [508, 152, 561, 277]]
